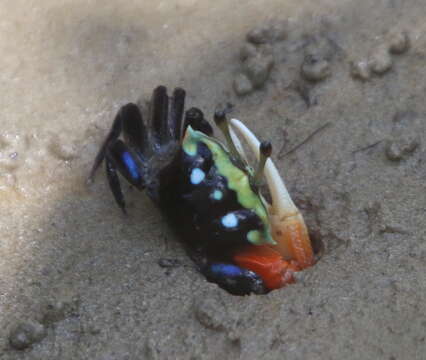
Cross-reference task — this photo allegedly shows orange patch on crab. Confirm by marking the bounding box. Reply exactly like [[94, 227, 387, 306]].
[[233, 245, 300, 290], [270, 213, 314, 269]]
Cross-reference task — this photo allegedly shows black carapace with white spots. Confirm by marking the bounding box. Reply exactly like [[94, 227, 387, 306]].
[[90, 86, 268, 295]]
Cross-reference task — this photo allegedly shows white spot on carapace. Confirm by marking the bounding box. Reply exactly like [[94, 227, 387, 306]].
[[190, 168, 205, 185], [221, 213, 238, 228], [212, 189, 223, 200]]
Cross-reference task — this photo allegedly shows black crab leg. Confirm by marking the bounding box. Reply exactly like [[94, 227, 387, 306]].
[[121, 103, 149, 157], [105, 157, 127, 214], [150, 86, 169, 146], [168, 87, 186, 140], [104, 140, 146, 213], [183, 107, 213, 136], [89, 103, 148, 182], [88, 110, 122, 182], [107, 140, 145, 190], [199, 261, 267, 295]]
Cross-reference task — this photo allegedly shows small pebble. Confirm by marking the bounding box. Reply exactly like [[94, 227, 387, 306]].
[[301, 55, 331, 82], [388, 30, 410, 54], [233, 73, 254, 96], [9, 321, 47, 350], [369, 46, 393, 75], [385, 134, 419, 161], [243, 54, 274, 88], [350, 60, 371, 81]]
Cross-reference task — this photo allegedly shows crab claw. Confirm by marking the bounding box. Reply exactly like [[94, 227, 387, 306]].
[[229, 119, 314, 270]]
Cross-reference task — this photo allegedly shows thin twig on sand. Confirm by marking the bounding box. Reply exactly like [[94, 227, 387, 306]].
[[278, 122, 332, 159], [351, 139, 384, 154]]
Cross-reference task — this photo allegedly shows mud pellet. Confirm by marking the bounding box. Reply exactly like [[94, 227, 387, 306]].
[[369, 46, 393, 75], [246, 25, 272, 44], [233, 73, 254, 96], [388, 30, 410, 54], [246, 20, 288, 44], [350, 60, 371, 81], [243, 54, 274, 88], [385, 134, 419, 161], [301, 55, 331, 82]]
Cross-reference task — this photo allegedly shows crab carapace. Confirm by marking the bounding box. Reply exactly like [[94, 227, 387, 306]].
[[89, 86, 314, 295]]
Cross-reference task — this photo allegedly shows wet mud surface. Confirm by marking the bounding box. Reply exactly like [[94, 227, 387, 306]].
[[1, 1, 425, 359]]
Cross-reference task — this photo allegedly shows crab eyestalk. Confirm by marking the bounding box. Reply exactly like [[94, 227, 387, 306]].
[[229, 119, 314, 269], [214, 110, 242, 160], [254, 141, 272, 186]]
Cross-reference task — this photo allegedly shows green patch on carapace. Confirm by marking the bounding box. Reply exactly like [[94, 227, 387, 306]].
[[182, 126, 274, 245]]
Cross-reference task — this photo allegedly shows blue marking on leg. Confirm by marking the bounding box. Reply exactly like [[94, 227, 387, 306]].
[[202, 262, 267, 295], [122, 152, 141, 180], [210, 263, 244, 278]]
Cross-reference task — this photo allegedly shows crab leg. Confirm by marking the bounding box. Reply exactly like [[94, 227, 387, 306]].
[[229, 119, 314, 269], [214, 110, 242, 160]]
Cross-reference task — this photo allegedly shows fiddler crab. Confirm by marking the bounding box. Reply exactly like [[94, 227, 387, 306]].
[[89, 86, 314, 295]]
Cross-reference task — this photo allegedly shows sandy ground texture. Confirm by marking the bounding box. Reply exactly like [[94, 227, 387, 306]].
[[1, 0, 425, 359]]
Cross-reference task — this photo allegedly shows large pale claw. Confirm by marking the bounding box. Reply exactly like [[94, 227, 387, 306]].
[[229, 119, 314, 269]]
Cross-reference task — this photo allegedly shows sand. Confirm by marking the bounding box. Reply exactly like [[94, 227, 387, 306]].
[[0, 1, 425, 359]]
